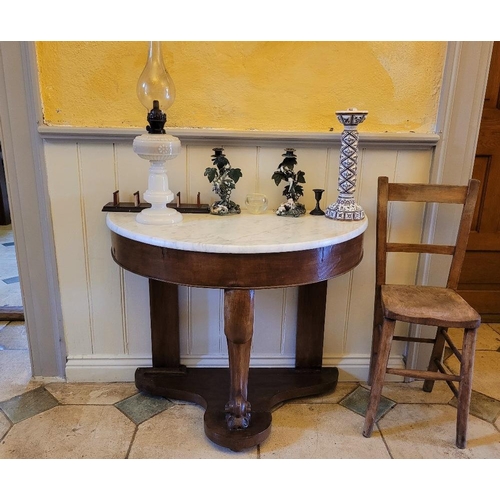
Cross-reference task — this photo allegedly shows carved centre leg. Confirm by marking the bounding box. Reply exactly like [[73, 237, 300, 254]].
[[224, 289, 254, 430]]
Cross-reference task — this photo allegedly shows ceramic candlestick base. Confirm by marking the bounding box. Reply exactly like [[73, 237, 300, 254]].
[[133, 133, 183, 225], [325, 108, 367, 221]]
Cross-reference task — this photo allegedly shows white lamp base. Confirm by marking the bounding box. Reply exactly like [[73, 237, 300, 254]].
[[133, 133, 182, 226], [136, 206, 183, 225]]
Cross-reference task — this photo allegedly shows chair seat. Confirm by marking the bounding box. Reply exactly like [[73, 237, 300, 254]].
[[381, 285, 481, 329]]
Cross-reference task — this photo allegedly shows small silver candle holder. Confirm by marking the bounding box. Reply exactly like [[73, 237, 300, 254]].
[[325, 108, 367, 221]]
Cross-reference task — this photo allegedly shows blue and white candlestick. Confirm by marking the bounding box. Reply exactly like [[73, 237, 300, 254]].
[[325, 108, 367, 221]]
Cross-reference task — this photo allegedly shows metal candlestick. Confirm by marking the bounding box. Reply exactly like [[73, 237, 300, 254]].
[[310, 189, 325, 216], [325, 108, 367, 221]]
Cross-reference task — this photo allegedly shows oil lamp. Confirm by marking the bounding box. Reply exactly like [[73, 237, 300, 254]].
[[133, 41, 182, 225]]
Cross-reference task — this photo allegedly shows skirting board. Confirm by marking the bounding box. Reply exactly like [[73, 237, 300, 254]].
[[65, 354, 406, 383]]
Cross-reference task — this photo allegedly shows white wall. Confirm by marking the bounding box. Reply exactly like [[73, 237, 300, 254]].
[[41, 130, 437, 382]]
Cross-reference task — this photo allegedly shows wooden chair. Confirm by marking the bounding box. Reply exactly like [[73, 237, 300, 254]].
[[363, 176, 481, 449]]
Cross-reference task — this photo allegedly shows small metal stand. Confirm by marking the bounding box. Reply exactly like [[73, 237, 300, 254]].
[[102, 190, 209, 214]]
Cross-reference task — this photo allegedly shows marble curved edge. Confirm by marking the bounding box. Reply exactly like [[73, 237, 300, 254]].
[[106, 211, 368, 255]]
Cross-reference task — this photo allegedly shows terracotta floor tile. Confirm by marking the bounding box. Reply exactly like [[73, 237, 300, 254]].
[[0, 322, 28, 350], [489, 324, 500, 335], [0, 350, 42, 402], [260, 403, 391, 458], [378, 403, 500, 458], [0, 405, 135, 458], [46, 382, 137, 405], [129, 404, 256, 458], [289, 382, 359, 404], [447, 324, 500, 351], [446, 351, 500, 401], [372, 380, 454, 404]]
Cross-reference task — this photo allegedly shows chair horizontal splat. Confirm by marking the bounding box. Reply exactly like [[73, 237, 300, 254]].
[[388, 183, 468, 203], [386, 243, 455, 255]]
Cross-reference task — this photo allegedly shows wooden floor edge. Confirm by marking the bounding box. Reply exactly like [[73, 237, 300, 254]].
[[0, 306, 24, 321]]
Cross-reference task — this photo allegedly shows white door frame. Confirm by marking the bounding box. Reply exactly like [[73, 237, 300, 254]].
[[408, 41, 494, 370], [0, 41, 66, 379], [0, 41, 492, 379]]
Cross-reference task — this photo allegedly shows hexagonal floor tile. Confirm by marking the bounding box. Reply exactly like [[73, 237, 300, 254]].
[[129, 404, 256, 458], [378, 403, 500, 458], [46, 382, 137, 405], [259, 403, 390, 458], [0, 405, 135, 458]]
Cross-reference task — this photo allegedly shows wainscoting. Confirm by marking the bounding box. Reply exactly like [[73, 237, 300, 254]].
[[41, 128, 438, 382]]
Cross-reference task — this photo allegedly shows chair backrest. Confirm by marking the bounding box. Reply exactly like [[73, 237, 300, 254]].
[[376, 176, 480, 290]]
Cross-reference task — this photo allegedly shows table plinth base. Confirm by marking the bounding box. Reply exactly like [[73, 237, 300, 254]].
[[135, 366, 339, 451]]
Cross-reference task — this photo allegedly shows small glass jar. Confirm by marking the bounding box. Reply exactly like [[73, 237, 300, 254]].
[[245, 193, 268, 214]]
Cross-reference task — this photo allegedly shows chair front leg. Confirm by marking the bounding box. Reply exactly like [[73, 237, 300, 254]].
[[363, 317, 396, 438], [456, 327, 477, 449]]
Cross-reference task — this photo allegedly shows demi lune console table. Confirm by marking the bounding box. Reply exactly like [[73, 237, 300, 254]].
[[106, 211, 367, 451]]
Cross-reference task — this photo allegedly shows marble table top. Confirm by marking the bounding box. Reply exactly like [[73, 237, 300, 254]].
[[106, 210, 368, 254]]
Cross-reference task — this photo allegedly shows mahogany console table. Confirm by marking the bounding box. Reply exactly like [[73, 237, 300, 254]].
[[106, 211, 367, 451]]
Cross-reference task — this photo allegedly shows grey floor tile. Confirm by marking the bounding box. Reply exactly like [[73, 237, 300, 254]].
[[339, 385, 396, 421], [0, 410, 11, 440], [449, 390, 500, 424], [0, 386, 59, 423], [115, 392, 174, 424], [2, 276, 19, 285]]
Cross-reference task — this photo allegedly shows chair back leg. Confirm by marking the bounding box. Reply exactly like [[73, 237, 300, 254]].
[[422, 327, 447, 393], [368, 288, 384, 386], [368, 323, 382, 386]]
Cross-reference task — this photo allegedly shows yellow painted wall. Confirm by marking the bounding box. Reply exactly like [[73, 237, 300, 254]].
[[36, 41, 446, 133]]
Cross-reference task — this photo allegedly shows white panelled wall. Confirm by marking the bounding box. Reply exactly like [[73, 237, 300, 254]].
[[42, 132, 436, 382]]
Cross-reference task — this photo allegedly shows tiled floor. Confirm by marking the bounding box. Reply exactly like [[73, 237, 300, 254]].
[[1, 320, 499, 458]]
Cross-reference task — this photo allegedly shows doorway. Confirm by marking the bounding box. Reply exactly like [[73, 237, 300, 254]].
[[458, 41, 500, 322], [0, 141, 24, 322]]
